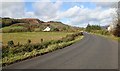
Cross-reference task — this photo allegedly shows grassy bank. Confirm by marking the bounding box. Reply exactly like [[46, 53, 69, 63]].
[[2, 32, 83, 66], [118, 38, 120, 42], [91, 32, 119, 42]]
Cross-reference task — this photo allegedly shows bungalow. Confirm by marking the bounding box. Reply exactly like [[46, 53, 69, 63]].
[[43, 27, 51, 32]]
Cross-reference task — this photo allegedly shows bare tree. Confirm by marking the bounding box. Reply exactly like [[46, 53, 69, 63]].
[[113, 1, 120, 37]]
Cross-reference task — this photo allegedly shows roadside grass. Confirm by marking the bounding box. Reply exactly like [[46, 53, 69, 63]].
[[2, 32, 83, 66], [91, 32, 119, 42], [0, 33, 2, 42], [86, 30, 120, 42], [118, 37, 120, 42], [2, 32, 73, 46]]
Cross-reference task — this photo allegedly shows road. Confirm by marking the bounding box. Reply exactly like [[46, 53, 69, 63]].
[[3, 33, 118, 69]]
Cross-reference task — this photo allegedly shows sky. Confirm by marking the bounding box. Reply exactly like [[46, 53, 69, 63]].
[[0, 0, 119, 27]]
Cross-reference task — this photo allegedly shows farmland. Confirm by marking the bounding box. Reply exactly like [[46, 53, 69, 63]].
[[2, 32, 73, 46]]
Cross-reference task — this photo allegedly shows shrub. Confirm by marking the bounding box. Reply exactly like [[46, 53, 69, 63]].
[[12, 46, 24, 54], [40, 41, 51, 48], [62, 34, 74, 42], [27, 39, 31, 44], [62, 36, 74, 42], [101, 30, 110, 35], [2, 47, 9, 57], [113, 23, 120, 37], [33, 43, 43, 50], [41, 39, 43, 43], [7, 40, 14, 47], [52, 28, 59, 31], [50, 40, 63, 44], [23, 44, 34, 52]]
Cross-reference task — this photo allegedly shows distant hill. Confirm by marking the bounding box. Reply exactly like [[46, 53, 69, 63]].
[[1, 18, 44, 27], [21, 18, 44, 24], [1, 17, 82, 33]]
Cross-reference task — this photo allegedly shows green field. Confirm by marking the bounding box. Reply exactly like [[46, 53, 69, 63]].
[[2, 32, 73, 45], [2, 32, 83, 66]]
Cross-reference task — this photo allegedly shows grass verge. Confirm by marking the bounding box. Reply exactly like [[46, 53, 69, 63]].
[[91, 32, 119, 42]]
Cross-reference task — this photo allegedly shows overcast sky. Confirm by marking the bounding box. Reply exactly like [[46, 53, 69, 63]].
[[0, 0, 119, 27]]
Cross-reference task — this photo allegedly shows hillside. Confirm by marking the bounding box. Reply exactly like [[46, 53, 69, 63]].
[[1, 17, 81, 33]]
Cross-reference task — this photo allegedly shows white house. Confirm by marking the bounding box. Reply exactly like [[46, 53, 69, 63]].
[[43, 27, 51, 31], [107, 24, 116, 32], [107, 26, 111, 32]]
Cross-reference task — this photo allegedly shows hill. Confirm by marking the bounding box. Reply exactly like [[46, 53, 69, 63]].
[[1, 17, 81, 33]]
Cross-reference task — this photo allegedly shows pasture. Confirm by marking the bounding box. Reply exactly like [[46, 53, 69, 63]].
[[2, 32, 73, 45]]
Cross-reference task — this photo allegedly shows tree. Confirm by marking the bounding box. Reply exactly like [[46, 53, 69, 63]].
[[113, 23, 120, 37], [85, 24, 91, 32], [112, 3, 120, 37], [86, 24, 101, 32]]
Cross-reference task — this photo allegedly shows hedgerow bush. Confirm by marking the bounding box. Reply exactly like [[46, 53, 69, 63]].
[[91, 30, 111, 36], [62, 32, 83, 42]]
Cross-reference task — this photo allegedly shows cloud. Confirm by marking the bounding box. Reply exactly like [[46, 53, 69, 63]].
[[1, 2, 25, 18], [32, 0, 62, 21], [90, 0, 119, 2], [1, 0, 24, 2], [57, 6, 81, 19], [56, 5, 116, 27], [24, 11, 37, 18], [95, 2, 118, 8]]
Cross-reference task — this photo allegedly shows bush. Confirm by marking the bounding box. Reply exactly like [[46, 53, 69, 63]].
[[113, 23, 120, 37], [41, 39, 43, 43], [27, 39, 31, 44], [50, 40, 63, 44], [7, 40, 14, 47], [51, 28, 59, 31], [62, 36, 75, 42], [23, 44, 34, 52], [12, 46, 24, 54], [33, 43, 43, 50], [40, 41, 51, 48], [101, 30, 110, 35], [2, 47, 9, 57], [62, 32, 83, 42]]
